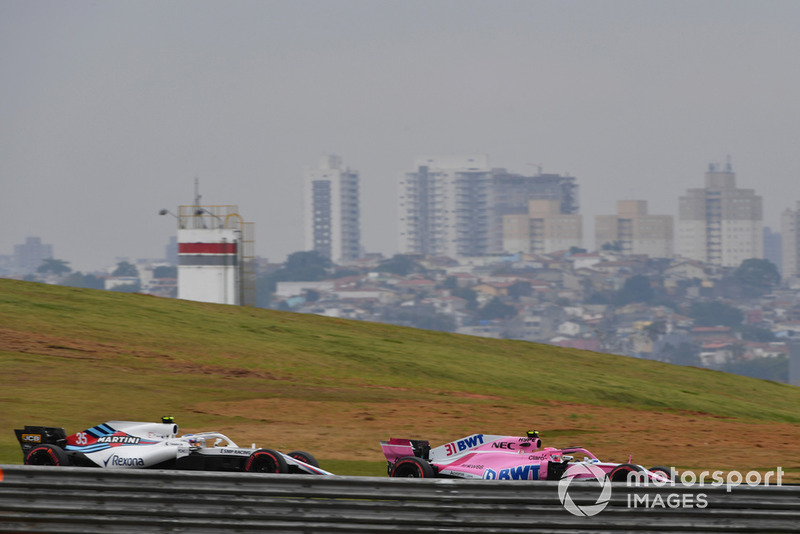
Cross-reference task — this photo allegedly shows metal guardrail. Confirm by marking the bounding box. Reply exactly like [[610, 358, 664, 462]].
[[0, 465, 798, 533]]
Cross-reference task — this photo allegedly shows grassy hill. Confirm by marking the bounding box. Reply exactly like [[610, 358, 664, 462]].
[[1, 278, 798, 478]]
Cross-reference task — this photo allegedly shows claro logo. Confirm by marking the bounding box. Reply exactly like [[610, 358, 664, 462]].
[[103, 455, 145, 467]]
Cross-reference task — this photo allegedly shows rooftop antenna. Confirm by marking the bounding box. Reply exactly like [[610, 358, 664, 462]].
[[194, 177, 202, 208], [193, 177, 207, 228], [527, 163, 543, 175]]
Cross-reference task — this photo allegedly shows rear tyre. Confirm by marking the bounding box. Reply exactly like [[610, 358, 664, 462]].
[[649, 465, 675, 481], [24, 444, 69, 466], [608, 463, 645, 483], [244, 449, 288, 474], [390, 456, 434, 478], [287, 450, 319, 468]]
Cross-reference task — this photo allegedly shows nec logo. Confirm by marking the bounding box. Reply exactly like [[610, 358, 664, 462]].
[[21, 434, 42, 443]]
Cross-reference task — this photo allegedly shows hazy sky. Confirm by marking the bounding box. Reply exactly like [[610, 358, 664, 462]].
[[2, 0, 799, 272]]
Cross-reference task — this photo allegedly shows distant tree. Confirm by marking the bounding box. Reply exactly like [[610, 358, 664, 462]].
[[61, 272, 105, 290], [734, 259, 780, 297], [330, 268, 360, 279], [377, 254, 425, 276], [478, 297, 517, 320], [568, 246, 587, 255], [586, 292, 611, 305], [451, 287, 479, 310], [688, 300, 743, 327], [662, 342, 701, 367], [284, 250, 331, 278], [644, 320, 668, 341], [736, 325, 777, 343], [721, 355, 788, 383], [37, 258, 72, 276], [255, 276, 274, 307], [507, 280, 533, 300], [112, 261, 139, 277], [601, 241, 623, 251], [614, 275, 654, 305], [305, 289, 321, 302], [110, 281, 141, 293], [255, 250, 332, 307], [153, 266, 177, 278], [442, 276, 458, 290], [381, 306, 456, 332]]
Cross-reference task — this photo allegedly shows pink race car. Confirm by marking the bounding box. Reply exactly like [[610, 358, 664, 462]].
[[381, 431, 672, 482]]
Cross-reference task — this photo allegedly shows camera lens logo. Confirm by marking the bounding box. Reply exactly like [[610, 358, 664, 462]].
[[558, 464, 612, 517]]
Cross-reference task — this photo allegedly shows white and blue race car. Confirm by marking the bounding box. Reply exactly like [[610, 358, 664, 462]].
[[15, 417, 332, 475]]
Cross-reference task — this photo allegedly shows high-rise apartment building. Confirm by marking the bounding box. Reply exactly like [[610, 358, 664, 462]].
[[489, 171, 579, 254], [678, 162, 762, 267], [14, 236, 53, 274], [781, 202, 800, 282], [398, 156, 580, 258], [595, 200, 673, 258], [763, 227, 782, 276], [304, 155, 361, 263], [398, 155, 492, 258], [503, 199, 583, 254]]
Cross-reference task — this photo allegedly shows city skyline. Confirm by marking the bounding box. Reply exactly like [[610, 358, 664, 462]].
[[6, 156, 783, 272], [2, 1, 799, 272]]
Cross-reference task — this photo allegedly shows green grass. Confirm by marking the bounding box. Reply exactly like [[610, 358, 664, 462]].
[[1, 278, 799, 472]]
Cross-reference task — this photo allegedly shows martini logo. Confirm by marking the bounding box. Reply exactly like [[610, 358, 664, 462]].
[[558, 464, 612, 517], [97, 435, 141, 444]]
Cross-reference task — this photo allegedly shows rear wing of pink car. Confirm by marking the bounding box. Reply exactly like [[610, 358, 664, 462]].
[[380, 438, 431, 463]]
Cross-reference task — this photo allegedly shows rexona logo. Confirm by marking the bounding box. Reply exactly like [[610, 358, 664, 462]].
[[97, 435, 141, 444], [483, 465, 540, 480], [103, 455, 145, 467], [557, 464, 612, 517]]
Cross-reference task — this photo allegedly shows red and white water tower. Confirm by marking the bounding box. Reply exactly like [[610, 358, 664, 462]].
[[164, 202, 255, 306]]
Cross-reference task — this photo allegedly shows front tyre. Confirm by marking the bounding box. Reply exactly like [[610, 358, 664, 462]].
[[287, 450, 320, 474], [390, 456, 434, 478], [608, 463, 645, 483], [244, 449, 288, 474], [287, 450, 319, 468], [649, 465, 675, 481], [25, 444, 69, 466]]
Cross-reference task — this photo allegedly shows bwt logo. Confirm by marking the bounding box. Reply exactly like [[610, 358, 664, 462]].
[[444, 434, 485, 456], [483, 465, 540, 480], [458, 435, 484, 450]]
